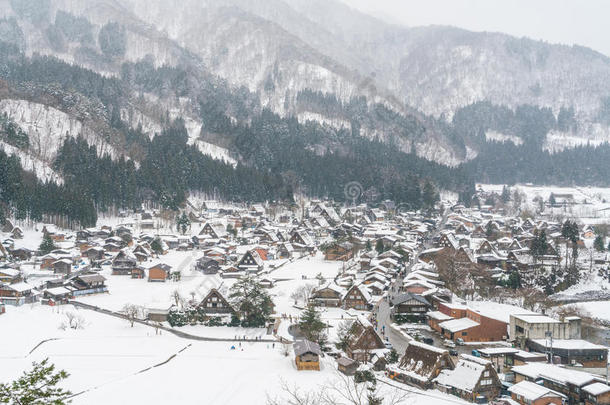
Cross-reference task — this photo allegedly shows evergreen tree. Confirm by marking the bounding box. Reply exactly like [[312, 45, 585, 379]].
[[176, 212, 190, 235], [422, 181, 438, 210], [0, 358, 71, 404], [561, 220, 580, 269], [39, 233, 56, 255], [594, 235, 605, 252], [229, 275, 273, 327], [530, 229, 549, 261], [150, 237, 163, 255], [375, 239, 385, 254], [500, 186, 511, 203], [386, 348, 399, 364], [298, 305, 326, 344]]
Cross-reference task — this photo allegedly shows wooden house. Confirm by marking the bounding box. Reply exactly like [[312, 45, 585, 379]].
[[52, 259, 72, 275], [195, 257, 221, 274], [290, 230, 314, 250], [0, 268, 22, 284], [148, 263, 171, 282], [83, 247, 105, 262], [277, 242, 294, 259], [131, 265, 146, 279], [390, 293, 430, 322], [294, 339, 321, 371], [342, 284, 372, 311], [337, 356, 359, 375], [583, 382, 610, 405], [387, 341, 454, 389], [40, 254, 58, 269], [345, 319, 385, 362], [324, 241, 354, 261], [434, 354, 502, 403], [199, 222, 227, 239], [508, 381, 565, 405], [71, 274, 107, 295], [112, 250, 137, 275], [310, 284, 343, 307], [197, 288, 234, 314], [236, 250, 264, 273], [133, 244, 152, 262], [11, 227, 23, 239]]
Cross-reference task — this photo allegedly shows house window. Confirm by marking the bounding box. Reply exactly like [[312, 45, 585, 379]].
[[462, 332, 467, 336], [480, 379, 492, 386], [484, 371, 489, 377]]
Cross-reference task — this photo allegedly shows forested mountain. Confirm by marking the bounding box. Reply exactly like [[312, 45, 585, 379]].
[[1, 0, 610, 227]]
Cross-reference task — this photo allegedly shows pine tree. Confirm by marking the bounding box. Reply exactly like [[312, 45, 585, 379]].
[[0, 358, 71, 404], [229, 275, 273, 327], [386, 348, 399, 364], [39, 233, 56, 255], [298, 305, 326, 344], [549, 193, 557, 206], [375, 239, 385, 254], [594, 235, 605, 252], [500, 186, 510, 203], [177, 212, 190, 235], [422, 181, 438, 210], [150, 237, 163, 255]]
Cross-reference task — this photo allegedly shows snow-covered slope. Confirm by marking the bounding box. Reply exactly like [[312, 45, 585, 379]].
[[0, 99, 122, 162], [0, 141, 63, 184]]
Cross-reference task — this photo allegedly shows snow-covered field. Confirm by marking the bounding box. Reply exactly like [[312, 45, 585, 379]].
[[478, 183, 610, 221], [0, 304, 466, 405]]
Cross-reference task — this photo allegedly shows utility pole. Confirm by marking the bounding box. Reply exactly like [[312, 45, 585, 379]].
[[545, 330, 553, 364]]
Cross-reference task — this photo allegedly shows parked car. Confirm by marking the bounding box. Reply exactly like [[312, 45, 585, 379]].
[[449, 349, 459, 356], [384, 342, 393, 350], [423, 337, 434, 345], [456, 338, 465, 346], [443, 339, 456, 348], [471, 349, 481, 357]]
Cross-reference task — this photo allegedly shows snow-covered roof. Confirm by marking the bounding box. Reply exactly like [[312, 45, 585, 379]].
[[511, 314, 561, 324], [531, 339, 607, 350], [45, 286, 72, 296], [434, 355, 489, 392], [583, 382, 610, 396], [438, 317, 480, 333], [427, 311, 452, 321], [3, 282, 32, 292], [512, 363, 601, 387], [508, 380, 565, 401]]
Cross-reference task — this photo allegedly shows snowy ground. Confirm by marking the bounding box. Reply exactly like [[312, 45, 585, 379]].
[[0, 305, 468, 405], [477, 183, 610, 222]]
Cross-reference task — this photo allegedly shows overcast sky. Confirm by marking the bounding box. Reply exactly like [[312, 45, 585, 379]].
[[340, 0, 610, 57]]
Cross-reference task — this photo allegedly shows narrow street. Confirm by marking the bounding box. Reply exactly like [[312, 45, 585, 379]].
[[374, 208, 451, 354]]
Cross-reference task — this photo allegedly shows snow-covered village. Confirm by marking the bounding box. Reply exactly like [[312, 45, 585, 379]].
[[3, 0, 610, 404], [1, 184, 610, 405]]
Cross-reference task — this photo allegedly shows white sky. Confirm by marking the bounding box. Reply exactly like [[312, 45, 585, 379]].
[[340, 0, 610, 57]]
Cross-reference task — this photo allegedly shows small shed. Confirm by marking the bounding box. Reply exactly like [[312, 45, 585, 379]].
[[294, 339, 321, 371], [337, 356, 359, 375]]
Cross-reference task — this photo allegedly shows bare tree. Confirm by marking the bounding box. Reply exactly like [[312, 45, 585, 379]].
[[171, 289, 183, 309], [267, 379, 321, 405], [65, 312, 86, 329], [514, 288, 548, 312], [59, 312, 86, 330], [121, 304, 144, 327], [290, 283, 317, 306], [267, 373, 410, 405]]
